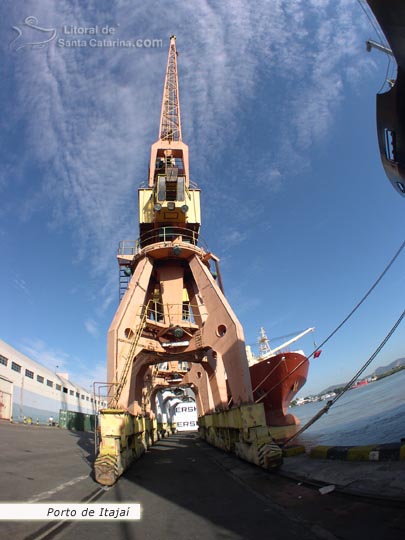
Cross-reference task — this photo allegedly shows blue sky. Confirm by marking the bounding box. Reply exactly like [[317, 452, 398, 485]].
[[1, 0, 404, 397]]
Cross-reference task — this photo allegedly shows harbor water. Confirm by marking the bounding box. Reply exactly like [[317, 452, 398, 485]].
[[292, 369, 405, 449]]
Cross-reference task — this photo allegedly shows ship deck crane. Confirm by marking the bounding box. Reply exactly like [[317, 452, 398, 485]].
[[259, 327, 315, 361]]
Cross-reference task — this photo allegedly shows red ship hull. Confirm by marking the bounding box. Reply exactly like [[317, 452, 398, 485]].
[[249, 352, 309, 427]]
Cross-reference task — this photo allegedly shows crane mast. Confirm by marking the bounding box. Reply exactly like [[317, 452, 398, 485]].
[[139, 36, 199, 245], [159, 36, 182, 142]]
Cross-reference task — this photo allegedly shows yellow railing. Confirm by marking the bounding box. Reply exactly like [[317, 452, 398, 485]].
[[110, 301, 151, 408], [118, 227, 208, 256], [146, 301, 208, 327]]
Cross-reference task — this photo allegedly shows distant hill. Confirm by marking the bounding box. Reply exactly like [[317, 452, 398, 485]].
[[318, 357, 405, 395], [369, 357, 405, 377], [318, 382, 348, 395]]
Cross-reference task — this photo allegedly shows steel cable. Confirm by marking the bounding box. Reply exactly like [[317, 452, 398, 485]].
[[282, 308, 405, 447], [254, 239, 405, 403]]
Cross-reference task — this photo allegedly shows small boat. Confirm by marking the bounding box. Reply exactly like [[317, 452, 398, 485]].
[[247, 328, 314, 432], [350, 380, 368, 389]]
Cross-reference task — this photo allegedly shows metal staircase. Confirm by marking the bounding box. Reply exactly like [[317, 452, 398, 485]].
[[119, 266, 132, 301], [110, 302, 151, 408]]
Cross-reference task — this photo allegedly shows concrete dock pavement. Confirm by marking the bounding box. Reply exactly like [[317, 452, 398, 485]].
[[280, 449, 405, 501], [1, 422, 405, 540]]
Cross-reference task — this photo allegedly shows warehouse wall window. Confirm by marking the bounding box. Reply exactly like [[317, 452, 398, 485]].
[[11, 362, 21, 373], [0, 354, 8, 367], [37, 375, 44, 383], [25, 369, 34, 379]]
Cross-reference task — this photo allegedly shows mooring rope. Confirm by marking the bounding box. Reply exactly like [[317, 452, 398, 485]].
[[254, 238, 405, 404]]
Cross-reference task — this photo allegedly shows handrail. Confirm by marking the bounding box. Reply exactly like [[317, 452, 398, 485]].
[[140, 227, 199, 248], [110, 301, 151, 408], [92, 382, 114, 455], [118, 240, 140, 255], [118, 226, 209, 256], [146, 301, 202, 326], [138, 179, 200, 190]]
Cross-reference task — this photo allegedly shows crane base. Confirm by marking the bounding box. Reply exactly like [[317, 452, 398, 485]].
[[198, 404, 283, 470], [94, 405, 282, 486], [94, 409, 157, 486]]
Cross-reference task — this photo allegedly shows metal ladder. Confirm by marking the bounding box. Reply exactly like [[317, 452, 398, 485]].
[[110, 301, 151, 407], [119, 266, 132, 301]]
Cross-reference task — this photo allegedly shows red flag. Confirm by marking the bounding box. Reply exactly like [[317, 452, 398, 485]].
[[313, 350, 322, 358]]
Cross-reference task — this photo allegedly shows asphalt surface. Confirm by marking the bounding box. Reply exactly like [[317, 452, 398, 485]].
[[0, 421, 96, 503], [1, 421, 405, 540]]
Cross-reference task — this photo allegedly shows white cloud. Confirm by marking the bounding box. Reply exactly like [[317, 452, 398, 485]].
[[69, 361, 107, 394], [5, 0, 376, 306], [84, 318, 99, 337], [224, 230, 247, 249], [20, 337, 106, 390], [21, 338, 69, 371], [257, 168, 283, 191], [13, 276, 32, 301]]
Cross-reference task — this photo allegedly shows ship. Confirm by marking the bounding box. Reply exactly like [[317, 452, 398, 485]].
[[247, 327, 315, 438], [350, 379, 368, 389]]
